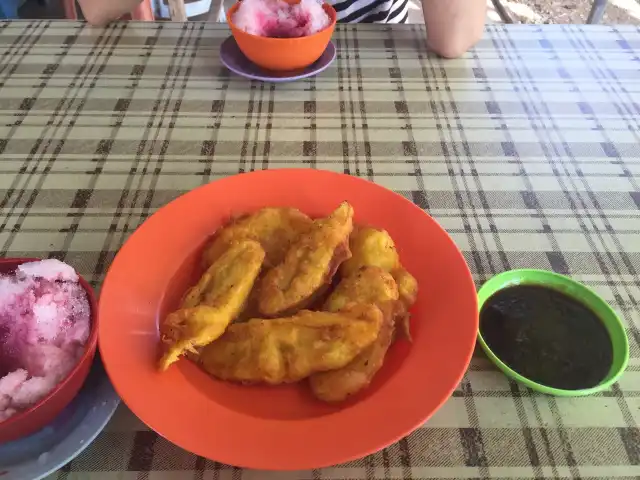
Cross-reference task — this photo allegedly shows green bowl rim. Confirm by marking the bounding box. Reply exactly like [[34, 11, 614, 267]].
[[476, 268, 630, 397]]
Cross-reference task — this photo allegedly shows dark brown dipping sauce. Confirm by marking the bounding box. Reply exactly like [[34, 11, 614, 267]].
[[479, 285, 613, 390]]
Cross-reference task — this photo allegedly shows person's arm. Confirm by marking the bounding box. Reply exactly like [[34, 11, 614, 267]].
[[78, 0, 142, 25], [421, 0, 486, 59]]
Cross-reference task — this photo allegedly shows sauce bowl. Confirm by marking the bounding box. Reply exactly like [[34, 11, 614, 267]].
[[477, 269, 629, 396]]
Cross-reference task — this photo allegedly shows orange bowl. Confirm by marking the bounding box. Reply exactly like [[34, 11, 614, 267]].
[[99, 169, 478, 470], [226, 1, 337, 71], [0, 258, 98, 443]]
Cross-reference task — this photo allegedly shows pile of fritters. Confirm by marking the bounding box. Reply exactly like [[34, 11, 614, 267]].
[[158, 202, 418, 403]]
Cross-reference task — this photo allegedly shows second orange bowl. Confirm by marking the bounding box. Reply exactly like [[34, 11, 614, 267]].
[[226, 1, 337, 71], [0, 258, 98, 443]]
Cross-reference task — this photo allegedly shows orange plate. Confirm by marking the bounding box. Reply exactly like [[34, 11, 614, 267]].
[[98, 169, 477, 470]]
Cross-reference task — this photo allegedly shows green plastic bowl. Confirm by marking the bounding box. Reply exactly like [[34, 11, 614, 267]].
[[477, 269, 629, 397]]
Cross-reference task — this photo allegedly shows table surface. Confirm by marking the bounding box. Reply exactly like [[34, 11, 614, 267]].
[[1, 19, 640, 479]]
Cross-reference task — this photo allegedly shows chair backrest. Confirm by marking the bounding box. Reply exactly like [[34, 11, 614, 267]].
[[1, 0, 22, 19], [152, 0, 225, 22], [213, 0, 225, 22], [167, 0, 187, 21]]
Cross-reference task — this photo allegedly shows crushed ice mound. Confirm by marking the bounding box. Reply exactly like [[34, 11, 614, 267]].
[[0, 260, 90, 422], [233, 0, 330, 38]]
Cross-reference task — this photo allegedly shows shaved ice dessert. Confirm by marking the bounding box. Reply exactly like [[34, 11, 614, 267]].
[[232, 0, 330, 38], [0, 260, 91, 422]]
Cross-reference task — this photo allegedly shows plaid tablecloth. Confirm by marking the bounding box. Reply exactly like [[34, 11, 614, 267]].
[[1, 19, 640, 479]]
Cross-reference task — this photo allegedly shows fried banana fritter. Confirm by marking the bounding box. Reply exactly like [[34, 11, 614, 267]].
[[309, 314, 394, 403], [198, 304, 383, 385], [201, 207, 313, 269], [257, 202, 354, 318], [323, 266, 399, 320], [389, 267, 418, 340], [391, 267, 418, 309], [338, 226, 418, 339], [309, 267, 399, 402], [340, 226, 400, 278], [158, 240, 265, 371]]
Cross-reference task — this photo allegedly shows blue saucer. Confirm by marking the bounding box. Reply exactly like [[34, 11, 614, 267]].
[[220, 36, 336, 83], [0, 356, 120, 480]]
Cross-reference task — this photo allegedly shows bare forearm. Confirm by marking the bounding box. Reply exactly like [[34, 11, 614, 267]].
[[421, 0, 486, 58], [78, 0, 142, 25]]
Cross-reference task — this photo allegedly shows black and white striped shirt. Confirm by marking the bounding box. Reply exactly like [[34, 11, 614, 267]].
[[330, 0, 409, 23]]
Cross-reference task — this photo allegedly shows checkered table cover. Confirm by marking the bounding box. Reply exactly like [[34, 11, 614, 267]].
[[1, 19, 639, 479]]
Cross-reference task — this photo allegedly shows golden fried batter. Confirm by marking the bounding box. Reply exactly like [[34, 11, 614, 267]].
[[392, 267, 418, 308], [257, 202, 354, 317], [309, 267, 399, 402], [158, 240, 265, 371], [309, 314, 394, 403], [323, 266, 399, 320], [201, 207, 313, 269], [389, 267, 418, 340], [198, 304, 383, 385], [340, 226, 400, 278], [338, 226, 418, 339]]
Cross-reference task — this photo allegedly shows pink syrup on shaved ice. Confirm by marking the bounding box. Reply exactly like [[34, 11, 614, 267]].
[[0, 259, 90, 422], [232, 0, 330, 38]]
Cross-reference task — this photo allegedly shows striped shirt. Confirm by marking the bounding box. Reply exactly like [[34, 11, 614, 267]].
[[330, 0, 409, 23]]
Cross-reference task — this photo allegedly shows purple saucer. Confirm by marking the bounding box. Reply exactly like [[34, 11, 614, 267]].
[[220, 36, 336, 83]]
